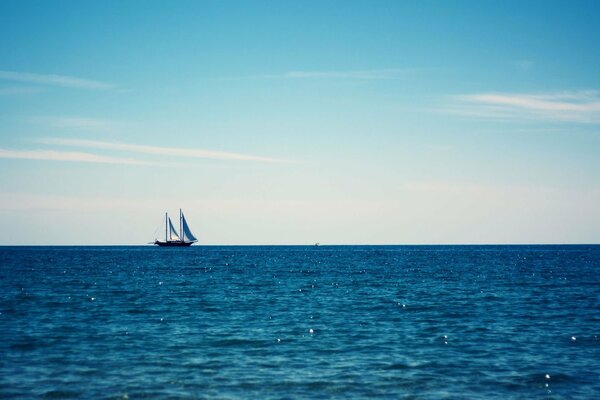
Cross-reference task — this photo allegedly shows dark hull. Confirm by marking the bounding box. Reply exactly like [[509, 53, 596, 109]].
[[154, 241, 194, 247]]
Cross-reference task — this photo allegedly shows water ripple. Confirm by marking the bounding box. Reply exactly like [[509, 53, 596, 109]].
[[1, 245, 599, 399]]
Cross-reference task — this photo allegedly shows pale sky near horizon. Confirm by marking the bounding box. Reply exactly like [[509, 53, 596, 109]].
[[1, 0, 599, 245]]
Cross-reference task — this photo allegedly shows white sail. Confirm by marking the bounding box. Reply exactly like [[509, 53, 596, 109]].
[[181, 213, 197, 242], [168, 217, 181, 241]]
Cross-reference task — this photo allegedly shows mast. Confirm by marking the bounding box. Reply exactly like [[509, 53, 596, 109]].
[[180, 209, 183, 243], [165, 212, 168, 242]]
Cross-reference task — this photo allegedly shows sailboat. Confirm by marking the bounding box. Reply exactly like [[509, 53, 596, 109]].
[[154, 209, 198, 247]]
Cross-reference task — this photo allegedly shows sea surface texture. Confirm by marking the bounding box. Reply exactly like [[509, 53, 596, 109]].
[[1, 245, 599, 399]]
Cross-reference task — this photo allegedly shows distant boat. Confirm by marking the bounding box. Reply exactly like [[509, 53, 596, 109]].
[[154, 209, 198, 247]]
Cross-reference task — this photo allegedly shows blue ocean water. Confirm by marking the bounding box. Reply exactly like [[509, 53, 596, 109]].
[[0, 245, 599, 399]]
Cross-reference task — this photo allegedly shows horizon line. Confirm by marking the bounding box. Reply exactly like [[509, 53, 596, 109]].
[[1, 243, 598, 247]]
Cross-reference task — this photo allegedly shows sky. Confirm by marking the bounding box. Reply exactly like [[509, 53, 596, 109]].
[[1, 0, 599, 245]]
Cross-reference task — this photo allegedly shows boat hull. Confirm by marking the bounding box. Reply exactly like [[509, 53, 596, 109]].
[[154, 240, 194, 247]]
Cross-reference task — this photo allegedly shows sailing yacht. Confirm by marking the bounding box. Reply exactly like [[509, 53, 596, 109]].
[[154, 209, 198, 247]]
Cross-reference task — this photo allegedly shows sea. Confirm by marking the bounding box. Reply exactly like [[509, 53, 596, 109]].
[[0, 245, 599, 399]]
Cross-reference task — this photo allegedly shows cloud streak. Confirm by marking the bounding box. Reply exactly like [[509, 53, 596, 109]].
[[0, 148, 149, 165], [264, 68, 417, 80], [0, 70, 116, 90], [446, 91, 600, 123], [32, 116, 122, 132], [40, 138, 287, 163]]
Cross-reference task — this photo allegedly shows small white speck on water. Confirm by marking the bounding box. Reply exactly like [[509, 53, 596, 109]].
[[444, 341, 448, 345], [443, 335, 448, 339], [571, 336, 576, 341], [545, 383, 549, 388], [91, 297, 95, 301], [159, 282, 163, 285], [298, 289, 302, 292], [277, 338, 281, 342], [160, 318, 164, 322], [309, 328, 314, 334], [545, 374, 551, 380]]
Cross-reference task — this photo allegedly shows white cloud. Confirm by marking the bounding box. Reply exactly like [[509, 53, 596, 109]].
[[0, 148, 149, 165], [0, 70, 116, 90], [445, 91, 600, 123], [40, 138, 288, 163]]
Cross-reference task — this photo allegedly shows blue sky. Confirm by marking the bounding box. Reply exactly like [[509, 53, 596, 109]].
[[1, 0, 599, 244]]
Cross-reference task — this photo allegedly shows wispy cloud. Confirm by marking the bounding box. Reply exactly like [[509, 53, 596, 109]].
[[32, 116, 122, 132], [39, 138, 287, 163], [513, 60, 533, 72], [0, 148, 149, 165], [445, 90, 600, 123], [263, 68, 417, 80], [0, 70, 116, 90]]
